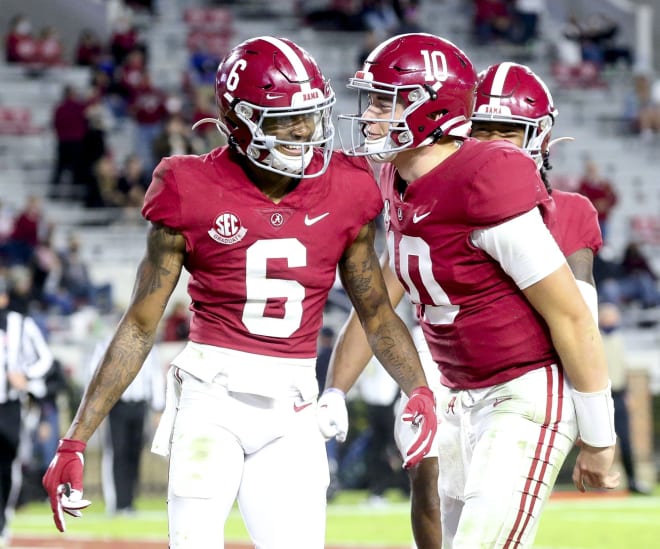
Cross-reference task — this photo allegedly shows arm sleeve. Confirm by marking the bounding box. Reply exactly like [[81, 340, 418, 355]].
[[471, 207, 566, 290]]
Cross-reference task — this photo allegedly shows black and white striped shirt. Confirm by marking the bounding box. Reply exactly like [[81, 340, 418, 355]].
[[0, 310, 54, 403]]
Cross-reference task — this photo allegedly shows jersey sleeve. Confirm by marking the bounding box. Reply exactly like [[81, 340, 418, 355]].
[[141, 157, 184, 230], [563, 193, 603, 256], [467, 147, 550, 226]]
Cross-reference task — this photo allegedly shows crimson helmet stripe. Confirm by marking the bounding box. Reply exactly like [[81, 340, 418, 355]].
[[487, 61, 516, 107], [257, 36, 312, 93]]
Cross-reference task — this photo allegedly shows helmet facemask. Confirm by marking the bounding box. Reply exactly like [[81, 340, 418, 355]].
[[234, 95, 335, 178], [338, 76, 431, 163], [472, 109, 554, 168]]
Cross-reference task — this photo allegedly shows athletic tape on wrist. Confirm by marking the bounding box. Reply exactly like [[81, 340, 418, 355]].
[[575, 280, 598, 323], [571, 380, 616, 447], [323, 387, 346, 399]]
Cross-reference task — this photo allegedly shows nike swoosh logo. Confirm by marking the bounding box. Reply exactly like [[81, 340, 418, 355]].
[[293, 401, 313, 413], [266, 93, 284, 100], [493, 397, 513, 408], [304, 212, 330, 226], [412, 211, 431, 223]]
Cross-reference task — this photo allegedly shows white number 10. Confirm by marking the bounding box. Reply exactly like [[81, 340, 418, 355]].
[[421, 50, 448, 82]]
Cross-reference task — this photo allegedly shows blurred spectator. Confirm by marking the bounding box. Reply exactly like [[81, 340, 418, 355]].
[[0, 201, 16, 264], [599, 303, 652, 495], [89, 335, 165, 514], [110, 16, 143, 67], [5, 196, 46, 266], [187, 41, 219, 91], [117, 48, 148, 103], [90, 155, 124, 209], [0, 275, 53, 545], [34, 26, 63, 67], [117, 154, 150, 208], [128, 74, 170, 173], [357, 356, 408, 504], [75, 28, 103, 67], [576, 158, 618, 242], [163, 300, 191, 342], [89, 66, 126, 123], [82, 102, 110, 207], [153, 112, 202, 164], [618, 242, 660, 309], [50, 86, 89, 200], [58, 234, 114, 313], [6, 265, 35, 316], [315, 326, 336, 393], [5, 14, 37, 64], [28, 359, 70, 493], [302, 0, 366, 31], [510, 0, 544, 46], [472, 0, 513, 46], [361, 0, 400, 40], [562, 13, 633, 70], [392, 1, 425, 34], [622, 73, 660, 140]]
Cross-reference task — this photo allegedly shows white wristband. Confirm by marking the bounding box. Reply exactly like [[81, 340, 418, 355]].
[[323, 387, 346, 399], [575, 280, 598, 324], [571, 380, 616, 447]]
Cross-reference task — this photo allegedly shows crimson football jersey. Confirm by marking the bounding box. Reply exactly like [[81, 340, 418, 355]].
[[381, 138, 558, 389], [142, 147, 382, 359], [547, 189, 602, 257]]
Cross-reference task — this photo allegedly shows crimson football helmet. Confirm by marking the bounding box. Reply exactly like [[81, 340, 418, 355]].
[[473, 62, 558, 165], [338, 33, 477, 161], [195, 36, 335, 178]]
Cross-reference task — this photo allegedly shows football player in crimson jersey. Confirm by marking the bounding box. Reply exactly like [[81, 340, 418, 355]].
[[325, 33, 619, 548], [41, 36, 438, 548], [331, 60, 606, 549]]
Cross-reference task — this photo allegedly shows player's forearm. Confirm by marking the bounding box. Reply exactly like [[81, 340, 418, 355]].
[[551, 314, 609, 392], [67, 320, 158, 441], [366, 312, 428, 395]]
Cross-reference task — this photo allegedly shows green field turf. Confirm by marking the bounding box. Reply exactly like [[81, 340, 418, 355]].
[[11, 488, 660, 548]]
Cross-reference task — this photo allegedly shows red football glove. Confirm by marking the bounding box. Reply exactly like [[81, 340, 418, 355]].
[[42, 438, 92, 532], [397, 386, 437, 469]]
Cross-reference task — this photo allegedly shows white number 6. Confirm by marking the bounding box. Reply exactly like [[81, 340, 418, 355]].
[[226, 59, 247, 91]]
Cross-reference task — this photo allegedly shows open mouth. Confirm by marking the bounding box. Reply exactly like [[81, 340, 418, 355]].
[[279, 144, 306, 156]]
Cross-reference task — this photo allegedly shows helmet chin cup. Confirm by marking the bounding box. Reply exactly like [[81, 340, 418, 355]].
[[268, 146, 313, 174], [364, 136, 397, 163]]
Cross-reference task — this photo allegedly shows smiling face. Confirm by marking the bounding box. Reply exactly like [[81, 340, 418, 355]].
[[262, 112, 320, 157], [470, 121, 525, 148]]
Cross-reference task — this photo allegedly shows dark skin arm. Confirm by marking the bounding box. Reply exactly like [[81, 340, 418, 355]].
[[566, 247, 595, 285], [66, 223, 186, 442], [334, 221, 427, 395]]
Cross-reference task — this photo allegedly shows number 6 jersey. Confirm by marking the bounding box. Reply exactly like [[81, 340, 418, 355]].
[[142, 146, 383, 359]]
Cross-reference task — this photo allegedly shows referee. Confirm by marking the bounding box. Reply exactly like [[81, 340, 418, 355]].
[[88, 336, 165, 514], [0, 276, 53, 544]]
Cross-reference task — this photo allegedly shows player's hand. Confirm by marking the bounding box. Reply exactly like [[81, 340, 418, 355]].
[[572, 438, 620, 493], [42, 439, 92, 532], [397, 386, 437, 469], [316, 388, 348, 442]]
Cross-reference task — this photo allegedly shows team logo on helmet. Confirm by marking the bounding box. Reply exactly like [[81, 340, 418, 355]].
[[208, 212, 247, 245]]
